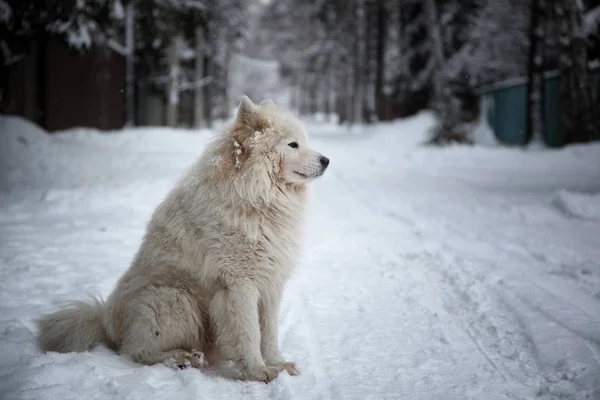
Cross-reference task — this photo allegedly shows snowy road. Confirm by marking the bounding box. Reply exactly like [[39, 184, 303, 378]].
[[1, 114, 600, 399]]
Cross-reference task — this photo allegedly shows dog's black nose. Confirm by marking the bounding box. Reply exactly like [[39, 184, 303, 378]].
[[320, 156, 330, 168]]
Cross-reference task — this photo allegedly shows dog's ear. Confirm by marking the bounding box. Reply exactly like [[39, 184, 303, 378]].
[[259, 99, 276, 108], [225, 96, 260, 171], [237, 95, 256, 121]]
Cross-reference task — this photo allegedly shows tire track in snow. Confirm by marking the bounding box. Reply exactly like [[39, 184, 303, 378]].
[[585, 342, 600, 372], [298, 295, 338, 400], [418, 252, 533, 392], [464, 328, 508, 383], [417, 215, 600, 397], [377, 175, 600, 390], [278, 289, 338, 400], [440, 217, 600, 324], [266, 299, 296, 400], [435, 218, 600, 348], [333, 168, 541, 394]]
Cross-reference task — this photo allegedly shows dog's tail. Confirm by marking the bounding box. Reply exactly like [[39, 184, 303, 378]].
[[37, 297, 109, 353]]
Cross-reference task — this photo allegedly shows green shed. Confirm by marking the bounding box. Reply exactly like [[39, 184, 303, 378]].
[[479, 67, 599, 147]]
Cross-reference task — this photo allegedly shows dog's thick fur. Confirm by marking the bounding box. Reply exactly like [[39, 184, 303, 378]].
[[37, 96, 329, 383]]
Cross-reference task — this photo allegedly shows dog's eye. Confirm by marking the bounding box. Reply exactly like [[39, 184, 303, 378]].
[[288, 142, 299, 149]]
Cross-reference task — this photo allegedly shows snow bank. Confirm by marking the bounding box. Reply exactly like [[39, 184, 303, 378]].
[[0, 115, 214, 207], [551, 190, 600, 221], [0, 116, 51, 195]]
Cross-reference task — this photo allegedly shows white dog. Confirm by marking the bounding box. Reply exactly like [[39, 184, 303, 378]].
[[37, 96, 329, 383]]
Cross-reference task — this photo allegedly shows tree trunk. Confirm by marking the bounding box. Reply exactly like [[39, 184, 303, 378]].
[[124, 3, 135, 126], [310, 90, 317, 116], [364, 0, 378, 123], [290, 76, 299, 114], [328, 69, 336, 121], [425, 0, 446, 110], [222, 43, 233, 119], [345, 63, 354, 125], [526, 0, 546, 145], [298, 70, 308, 116], [348, 59, 357, 125], [556, 0, 598, 143], [353, 0, 365, 124], [336, 96, 346, 125], [350, 49, 357, 123], [323, 69, 331, 117], [296, 73, 305, 115], [166, 34, 182, 128], [203, 54, 214, 129], [375, 0, 387, 121], [395, 0, 408, 119], [194, 26, 205, 128]]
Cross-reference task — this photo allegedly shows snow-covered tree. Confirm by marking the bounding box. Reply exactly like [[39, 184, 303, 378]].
[[252, 0, 326, 115], [205, 0, 248, 121], [450, 0, 530, 88], [1, 0, 133, 114], [132, 0, 248, 127], [1, 0, 127, 64]]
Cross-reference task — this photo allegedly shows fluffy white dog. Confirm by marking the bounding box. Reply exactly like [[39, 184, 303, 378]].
[[37, 96, 330, 383]]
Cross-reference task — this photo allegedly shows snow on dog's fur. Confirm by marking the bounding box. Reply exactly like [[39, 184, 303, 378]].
[[36, 96, 329, 383]]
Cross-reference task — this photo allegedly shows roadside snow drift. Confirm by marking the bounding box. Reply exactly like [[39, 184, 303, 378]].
[[1, 113, 600, 400]]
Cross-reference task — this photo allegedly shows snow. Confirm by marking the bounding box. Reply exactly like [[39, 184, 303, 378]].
[[112, 0, 125, 20], [50, 18, 93, 49], [0, 0, 11, 24], [472, 96, 498, 146], [585, 5, 600, 34], [1, 113, 600, 399], [551, 190, 600, 221], [233, 139, 242, 167]]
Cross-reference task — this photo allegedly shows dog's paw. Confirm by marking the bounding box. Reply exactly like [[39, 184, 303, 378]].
[[243, 365, 283, 383], [280, 361, 300, 376], [265, 358, 300, 376], [164, 350, 207, 370]]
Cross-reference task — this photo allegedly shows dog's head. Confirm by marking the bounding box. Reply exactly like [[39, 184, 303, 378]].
[[218, 96, 329, 187]]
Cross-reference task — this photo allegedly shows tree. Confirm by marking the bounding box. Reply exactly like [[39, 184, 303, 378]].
[[374, 0, 387, 120], [133, 0, 248, 127], [446, 0, 530, 88], [555, 0, 599, 143], [124, 2, 135, 126], [1, 0, 136, 116], [419, 0, 480, 144], [393, 1, 433, 116], [166, 34, 182, 127], [526, 0, 547, 145], [1, 0, 128, 61], [253, 0, 326, 115], [424, 0, 463, 144], [194, 25, 205, 128]]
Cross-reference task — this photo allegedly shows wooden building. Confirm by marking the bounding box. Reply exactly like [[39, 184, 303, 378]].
[[2, 37, 125, 132]]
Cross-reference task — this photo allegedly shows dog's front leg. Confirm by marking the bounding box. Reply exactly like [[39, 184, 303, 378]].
[[210, 282, 282, 382], [260, 290, 300, 376]]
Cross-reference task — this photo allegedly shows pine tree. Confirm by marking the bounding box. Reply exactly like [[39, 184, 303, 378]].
[[1, 0, 128, 60]]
